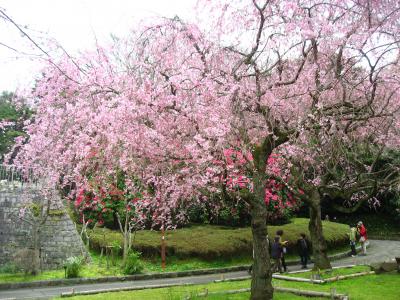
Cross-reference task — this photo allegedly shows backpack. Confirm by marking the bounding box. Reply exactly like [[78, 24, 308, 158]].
[[300, 239, 308, 250], [271, 242, 282, 259]]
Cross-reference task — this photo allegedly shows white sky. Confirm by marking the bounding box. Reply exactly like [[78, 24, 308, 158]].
[[0, 0, 197, 92]]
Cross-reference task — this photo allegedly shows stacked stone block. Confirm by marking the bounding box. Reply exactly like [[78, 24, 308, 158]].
[[0, 189, 87, 270]]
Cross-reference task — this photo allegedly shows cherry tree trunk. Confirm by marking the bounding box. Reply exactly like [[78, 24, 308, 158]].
[[249, 172, 273, 300], [119, 211, 130, 267], [308, 190, 331, 270], [32, 226, 41, 275], [122, 232, 129, 266], [122, 211, 130, 267]]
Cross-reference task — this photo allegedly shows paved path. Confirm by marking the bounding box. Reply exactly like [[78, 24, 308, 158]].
[[2, 272, 245, 300], [330, 239, 400, 267], [1, 240, 399, 300]]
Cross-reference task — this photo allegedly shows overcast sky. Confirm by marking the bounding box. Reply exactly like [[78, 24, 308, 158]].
[[0, 0, 197, 92]]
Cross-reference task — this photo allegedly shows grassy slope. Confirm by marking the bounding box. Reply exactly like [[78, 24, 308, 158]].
[[89, 218, 349, 259]]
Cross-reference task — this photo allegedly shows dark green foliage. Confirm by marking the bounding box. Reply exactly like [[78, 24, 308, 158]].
[[64, 256, 84, 278], [123, 250, 144, 275], [186, 198, 291, 227], [187, 200, 252, 227], [323, 144, 400, 215], [0, 263, 20, 274], [335, 213, 400, 239], [323, 145, 400, 231], [0, 129, 22, 155], [0, 92, 19, 120], [0, 91, 32, 162], [375, 149, 400, 221], [384, 193, 400, 222]]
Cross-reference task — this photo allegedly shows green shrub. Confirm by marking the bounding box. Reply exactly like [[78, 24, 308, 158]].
[[123, 251, 144, 275], [0, 263, 20, 274], [64, 256, 83, 278]]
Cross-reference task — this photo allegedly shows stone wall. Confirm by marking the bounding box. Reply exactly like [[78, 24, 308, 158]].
[[0, 188, 88, 270]]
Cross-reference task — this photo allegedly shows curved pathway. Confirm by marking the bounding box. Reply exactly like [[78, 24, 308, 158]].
[[1, 240, 399, 300], [331, 239, 400, 267]]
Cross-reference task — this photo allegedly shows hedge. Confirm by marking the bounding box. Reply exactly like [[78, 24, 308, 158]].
[[88, 218, 349, 260]]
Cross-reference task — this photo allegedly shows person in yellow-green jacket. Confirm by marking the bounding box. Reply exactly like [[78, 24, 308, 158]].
[[349, 225, 357, 257], [276, 230, 289, 272]]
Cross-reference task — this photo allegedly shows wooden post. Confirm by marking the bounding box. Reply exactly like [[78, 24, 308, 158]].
[[331, 288, 336, 300], [99, 247, 103, 266], [161, 225, 166, 270], [106, 246, 110, 269]]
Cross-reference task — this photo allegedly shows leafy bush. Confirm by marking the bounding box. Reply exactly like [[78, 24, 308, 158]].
[[123, 251, 144, 275], [0, 263, 20, 274], [0, 91, 32, 161], [186, 200, 252, 227], [64, 256, 83, 278]]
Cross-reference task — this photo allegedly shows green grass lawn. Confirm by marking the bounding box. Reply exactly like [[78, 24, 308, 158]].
[[188, 294, 325, 300], [52, 280, 323, 300], [286, 265, 371, 279], [52, 270, 400, 300], [54, 291, 323, 300], [0, 244, 355, 284], [273, 271, 400, 300]]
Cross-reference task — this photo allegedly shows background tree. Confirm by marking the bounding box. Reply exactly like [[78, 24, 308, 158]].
[[278, 36, 400, 269], [0, 91, 31, 162]]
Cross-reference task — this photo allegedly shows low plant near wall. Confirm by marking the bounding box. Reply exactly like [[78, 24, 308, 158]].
[[64, 257, 84, 278]]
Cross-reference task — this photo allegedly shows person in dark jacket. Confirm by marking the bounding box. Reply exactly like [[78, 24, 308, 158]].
[[297, 233, 310, 269], [271, 236, 283, 273]]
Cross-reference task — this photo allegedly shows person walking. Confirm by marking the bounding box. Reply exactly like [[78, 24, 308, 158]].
[[276, 230, 289, 272], [271, 236, 283, 273], [297, 233, 310, 269], [349, 225, 357, 257], [357, 221, 368, 255]]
